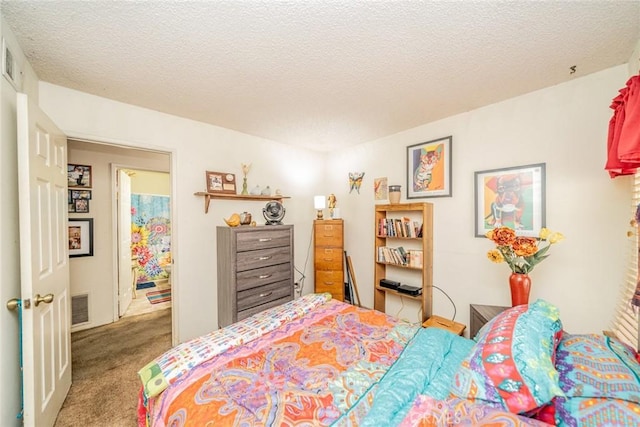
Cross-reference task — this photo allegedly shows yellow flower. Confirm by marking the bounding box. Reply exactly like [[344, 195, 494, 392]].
[[539, 228, 551, 240], [549, 232, 565, 244], [487, 249, 504, 263]]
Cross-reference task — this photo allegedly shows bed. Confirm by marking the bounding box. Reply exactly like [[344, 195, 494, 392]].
[[137, 293, 640, 426]]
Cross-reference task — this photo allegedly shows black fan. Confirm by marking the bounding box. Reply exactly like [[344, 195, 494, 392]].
[[263, 201, 285, 225]]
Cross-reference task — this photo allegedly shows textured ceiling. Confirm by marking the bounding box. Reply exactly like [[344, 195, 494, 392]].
[[2, 1, 639, 152]]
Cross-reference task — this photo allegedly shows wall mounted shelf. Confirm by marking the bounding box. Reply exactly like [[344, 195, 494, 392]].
[[194, 192, 290, 213]]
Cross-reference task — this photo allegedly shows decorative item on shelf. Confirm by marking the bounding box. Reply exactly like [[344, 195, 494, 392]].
[[275, 188, 282, 196], [328, 193, 337, 218], [389, 185, 401, 204], [263, 200, 285, 225], [250, 185, 261, 195], [261, 185, 272, 196], [314, 195, 325, 220], [485, 226, 564, 306], [240, 163, 251, 195], [206, 171, 236, 194], [224, 213, 241, 227], [239, 212, 252, 225]]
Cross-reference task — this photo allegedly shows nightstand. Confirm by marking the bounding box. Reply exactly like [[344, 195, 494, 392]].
[[470, 304, 509, 338], [422, 315, 466, 336]]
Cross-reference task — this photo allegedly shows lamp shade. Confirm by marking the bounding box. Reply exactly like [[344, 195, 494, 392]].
[[314, 195, 326, 209]]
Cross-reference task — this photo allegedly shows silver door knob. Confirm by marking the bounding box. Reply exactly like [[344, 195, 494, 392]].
[[34, 293, 54, 307]]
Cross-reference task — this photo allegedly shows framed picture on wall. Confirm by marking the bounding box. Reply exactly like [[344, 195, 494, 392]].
[[67, 164, 92, 188], [68, 218, 94, 257], [205, 171, 236, 194], [406, 136, 452, 199], [474, 163, 546, 237], [74, 199, 89, 213]]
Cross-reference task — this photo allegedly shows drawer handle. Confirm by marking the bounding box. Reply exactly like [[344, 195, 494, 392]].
[[323, 258, 333, 261], [325, 281, 334, 285], [258, 238, 272, 242], [257, 256, 272, 260], [258, 274, 272, 279], [259, 291, 273, 298]]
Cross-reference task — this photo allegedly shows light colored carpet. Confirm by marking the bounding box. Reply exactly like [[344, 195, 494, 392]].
[[54, 308, 172, 426]]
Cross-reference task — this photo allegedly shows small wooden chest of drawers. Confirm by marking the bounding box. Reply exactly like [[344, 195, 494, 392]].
[[470, 304, 509, 338], [314, 220, 344, 301], [217, 225, 294, 327]]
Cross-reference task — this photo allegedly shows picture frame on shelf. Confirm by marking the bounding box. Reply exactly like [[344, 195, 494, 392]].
[[406, 136, 452, 199], [67, 164, 92, 188], [68, 218, 94, 258], [206, 171, 236, 194], [474, 163, 546, 238]]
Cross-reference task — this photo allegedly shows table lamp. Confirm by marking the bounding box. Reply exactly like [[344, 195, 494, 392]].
[[314, 195, 325, 220]]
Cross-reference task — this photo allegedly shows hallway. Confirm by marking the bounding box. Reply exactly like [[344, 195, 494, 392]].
[[54, 309, 171, 426]]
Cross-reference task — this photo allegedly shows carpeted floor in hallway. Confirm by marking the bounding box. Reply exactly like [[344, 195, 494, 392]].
[[54, 308, 172, 427]]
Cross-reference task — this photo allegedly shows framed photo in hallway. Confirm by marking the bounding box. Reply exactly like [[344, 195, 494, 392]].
[[68, 218, 94, 257], [68, 163, 92, 188]]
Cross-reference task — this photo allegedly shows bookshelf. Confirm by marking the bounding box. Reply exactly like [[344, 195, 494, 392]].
[[374, 202, 433, 323]]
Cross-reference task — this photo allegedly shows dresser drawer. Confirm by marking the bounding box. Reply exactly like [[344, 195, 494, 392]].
[[315, 270, 344, 294], [236, 229, 291, 252], [237, 280, 292, 312], [237, 263, 292, 291], [314, 247, 343, 270], [314, 223, 343, 247], [237, 296, 292, 321], [237, 246, 291, 271]]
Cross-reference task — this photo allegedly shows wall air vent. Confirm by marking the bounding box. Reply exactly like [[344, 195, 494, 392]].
[[71, 294, 89, 325]]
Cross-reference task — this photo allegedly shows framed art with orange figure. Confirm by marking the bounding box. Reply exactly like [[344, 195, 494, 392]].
[[407, 136, 452, 199], [474, 163, 546, 238]]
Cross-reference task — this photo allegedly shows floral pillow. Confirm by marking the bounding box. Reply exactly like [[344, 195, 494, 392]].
[[450, 299, 564, 414], [550, 333, 640, 426]]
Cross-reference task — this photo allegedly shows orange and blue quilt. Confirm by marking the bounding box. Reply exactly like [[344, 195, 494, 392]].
[[144, 298, 418, 426]]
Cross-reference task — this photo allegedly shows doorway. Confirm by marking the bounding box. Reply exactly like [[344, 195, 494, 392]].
[[67, 139, 173, 334], [118, 168, 172, 318]]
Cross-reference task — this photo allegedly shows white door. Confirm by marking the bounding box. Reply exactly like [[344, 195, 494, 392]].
[[118, 169, 133, 316], [17, 93, 71, 427]]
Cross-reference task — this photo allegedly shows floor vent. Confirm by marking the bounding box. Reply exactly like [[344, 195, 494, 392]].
[[71, 294, 89, 325]]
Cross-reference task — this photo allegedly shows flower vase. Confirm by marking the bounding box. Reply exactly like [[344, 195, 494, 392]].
[[241, 177, 248, 195], [509, 273, 531, 306]]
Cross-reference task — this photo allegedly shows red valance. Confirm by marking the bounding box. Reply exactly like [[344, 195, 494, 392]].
[[606, 75, 640, 178]]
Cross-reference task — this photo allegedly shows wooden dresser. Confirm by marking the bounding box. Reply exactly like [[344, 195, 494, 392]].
[[217, 225, 294, 327], [314, 219, 344, 301]]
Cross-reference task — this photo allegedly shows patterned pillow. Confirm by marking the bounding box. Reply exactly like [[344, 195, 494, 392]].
[[451, 299, 564, 414], [551, 333, 640, 426]]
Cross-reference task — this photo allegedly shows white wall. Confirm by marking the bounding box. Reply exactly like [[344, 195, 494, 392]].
[[38, 84, 326, 342], [326, 65, 632, 335]]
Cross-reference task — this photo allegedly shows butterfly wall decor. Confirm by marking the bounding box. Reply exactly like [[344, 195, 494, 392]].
[[349, 172, 365, 194]]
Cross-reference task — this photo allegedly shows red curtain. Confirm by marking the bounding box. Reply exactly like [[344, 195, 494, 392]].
[[606, 75, 640, 178]]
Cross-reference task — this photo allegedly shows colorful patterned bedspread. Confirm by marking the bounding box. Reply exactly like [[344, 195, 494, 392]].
[[144, 296, 419, 426]]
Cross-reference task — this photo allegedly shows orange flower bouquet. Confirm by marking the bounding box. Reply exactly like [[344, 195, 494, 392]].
[[486, 227, 564, 274]]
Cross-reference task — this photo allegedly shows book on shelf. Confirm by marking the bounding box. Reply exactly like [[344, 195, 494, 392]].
[[377, 246, 409, 266], [408, 249, 423, 268], [377, 218, 423, 238]]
